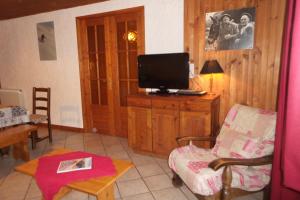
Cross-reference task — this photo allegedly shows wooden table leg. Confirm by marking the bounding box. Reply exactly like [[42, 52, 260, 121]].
[[40, 187, 72, 200], [12, 134, 29, 161], [53, 187, 72, 200], [20, 139, 30, 161], [96, 184, 114, 200]]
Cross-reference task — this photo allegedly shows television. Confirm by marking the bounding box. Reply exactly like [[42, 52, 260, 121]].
[[138, 53, 189, 94]]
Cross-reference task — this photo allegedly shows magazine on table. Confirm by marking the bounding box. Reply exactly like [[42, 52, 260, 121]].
[[57, 157, 92, 173]]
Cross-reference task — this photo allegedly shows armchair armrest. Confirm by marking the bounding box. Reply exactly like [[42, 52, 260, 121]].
[[208, 155, 273, 171], [176, 136, 216, 146]]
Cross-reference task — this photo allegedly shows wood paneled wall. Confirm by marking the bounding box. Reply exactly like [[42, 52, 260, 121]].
[[185, 0, 287, 121]]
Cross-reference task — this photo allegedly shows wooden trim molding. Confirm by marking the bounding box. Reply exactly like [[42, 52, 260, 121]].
[[38, 123, 84, 133]]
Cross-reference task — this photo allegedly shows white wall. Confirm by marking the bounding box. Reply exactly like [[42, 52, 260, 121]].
[[0, 0, 184, 128]]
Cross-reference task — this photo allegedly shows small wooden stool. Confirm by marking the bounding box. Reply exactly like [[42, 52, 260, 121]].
[[0, 124, 38, 161]]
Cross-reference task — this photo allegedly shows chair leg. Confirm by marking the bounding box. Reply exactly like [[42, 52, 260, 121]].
[[221, 166, 232, 200], [48, 120, 52, 143], [31, 130, 38, 149], [172, 170, 183, 187]]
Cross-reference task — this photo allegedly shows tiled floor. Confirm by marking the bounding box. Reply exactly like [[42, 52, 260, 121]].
[[0, 128, 263, 200]]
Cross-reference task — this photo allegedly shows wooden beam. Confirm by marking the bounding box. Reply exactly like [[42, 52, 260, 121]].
[[0, 0, 108, 20]]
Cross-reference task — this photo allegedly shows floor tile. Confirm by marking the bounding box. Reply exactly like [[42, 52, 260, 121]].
[[84, 133, 101, 140], [0, 177, 5, 186], [65, 144, 84, 151], [114, 183, 121, 199], [136, 163, 164, 177], [0, 172, 31, 200], [25, 179, 42, 199], [88, 195, 96, 200], [85, 147, 106, 156], [117, 179, 149, 197], [27, 196, 43, 200], [104, 144, 125, 153], [101, 135, 121, 146], [234, 192, 263, 200], [119, 138, 129, 149], [130, 154, 156, 166], [84, 140, 102, 148], [152, 187, 188, 200], [180, 185, 198, 200], [45, 141, 65, 151], [0, 157, 15, 179], [154, 157, 172, 173], [143, 174, 173, 191], [122, 192, 155, 200], [117, 167, 141, 182], [61, 190, 89, 200], [106, 150, 131, 160]]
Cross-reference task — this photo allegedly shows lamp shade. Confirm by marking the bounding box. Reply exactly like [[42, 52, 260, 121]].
[[200, 60, 224, 74]]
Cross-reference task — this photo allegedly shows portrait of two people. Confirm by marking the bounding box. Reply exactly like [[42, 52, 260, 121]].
[[205, 7, 256, 51]]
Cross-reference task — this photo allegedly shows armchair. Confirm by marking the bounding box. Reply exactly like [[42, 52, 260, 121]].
[[168, 104, 276, 200]]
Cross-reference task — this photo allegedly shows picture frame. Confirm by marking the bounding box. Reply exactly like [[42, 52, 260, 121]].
[[37, 21, 57, 60], [205, 7, 256, 51]]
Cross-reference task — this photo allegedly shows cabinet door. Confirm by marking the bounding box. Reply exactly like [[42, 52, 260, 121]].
[[180, 111, 211, 148], [128, 106, 152, 152], [152, 108, 179, 155]]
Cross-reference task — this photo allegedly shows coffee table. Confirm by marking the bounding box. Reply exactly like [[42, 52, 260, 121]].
[[15, 148, 133, 200]]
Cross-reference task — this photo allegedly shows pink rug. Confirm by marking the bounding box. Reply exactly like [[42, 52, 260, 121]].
[[35, 151, 116, 200]]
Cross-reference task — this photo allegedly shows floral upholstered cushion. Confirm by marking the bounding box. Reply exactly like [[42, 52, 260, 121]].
[[169, 145, 272, 196], [212, 104, 276, 158], [0, 106, 29, 128]]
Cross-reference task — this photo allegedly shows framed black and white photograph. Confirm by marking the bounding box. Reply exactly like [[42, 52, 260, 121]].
[[205, 7, 256, 51], [37, 21, 57, 60]]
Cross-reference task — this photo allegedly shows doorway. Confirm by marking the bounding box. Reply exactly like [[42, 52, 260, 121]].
[[77, 7, 145, 137]]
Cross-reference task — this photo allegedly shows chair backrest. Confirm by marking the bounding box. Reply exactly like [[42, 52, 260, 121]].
[[212, 104, 276, 159], [32, 87, 50, 118]]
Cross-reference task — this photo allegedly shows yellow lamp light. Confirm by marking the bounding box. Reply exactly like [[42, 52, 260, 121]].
[[200, 60, 224, 94], [123, 31, 137, 42]]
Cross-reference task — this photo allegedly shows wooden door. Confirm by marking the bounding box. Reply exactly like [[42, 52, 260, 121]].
[[128, 106, 152, 152], [77, 7, 144, 136], [78, 17, 113, 134], [180, 111, 211, 147], [152, 108, 179, 155], [112, 11, 145, 137]]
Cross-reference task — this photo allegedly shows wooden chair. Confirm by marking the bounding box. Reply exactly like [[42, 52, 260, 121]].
[[30, 87, 52, 149], [168, 104, 276, 200]]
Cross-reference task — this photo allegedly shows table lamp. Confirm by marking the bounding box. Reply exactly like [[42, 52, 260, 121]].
[[200, 60, 224, 94]]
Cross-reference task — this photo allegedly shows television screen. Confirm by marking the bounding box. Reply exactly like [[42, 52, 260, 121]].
[[138, 53, 189, 93]]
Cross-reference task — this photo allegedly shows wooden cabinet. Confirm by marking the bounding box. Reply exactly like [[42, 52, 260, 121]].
[[152, 108, 179, 155], [128, 106, 152, 152], [179, 111, 211, 147], [128, 94, 220, 156]]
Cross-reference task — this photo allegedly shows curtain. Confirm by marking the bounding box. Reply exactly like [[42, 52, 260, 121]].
[[271, 0, 300, 199]]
